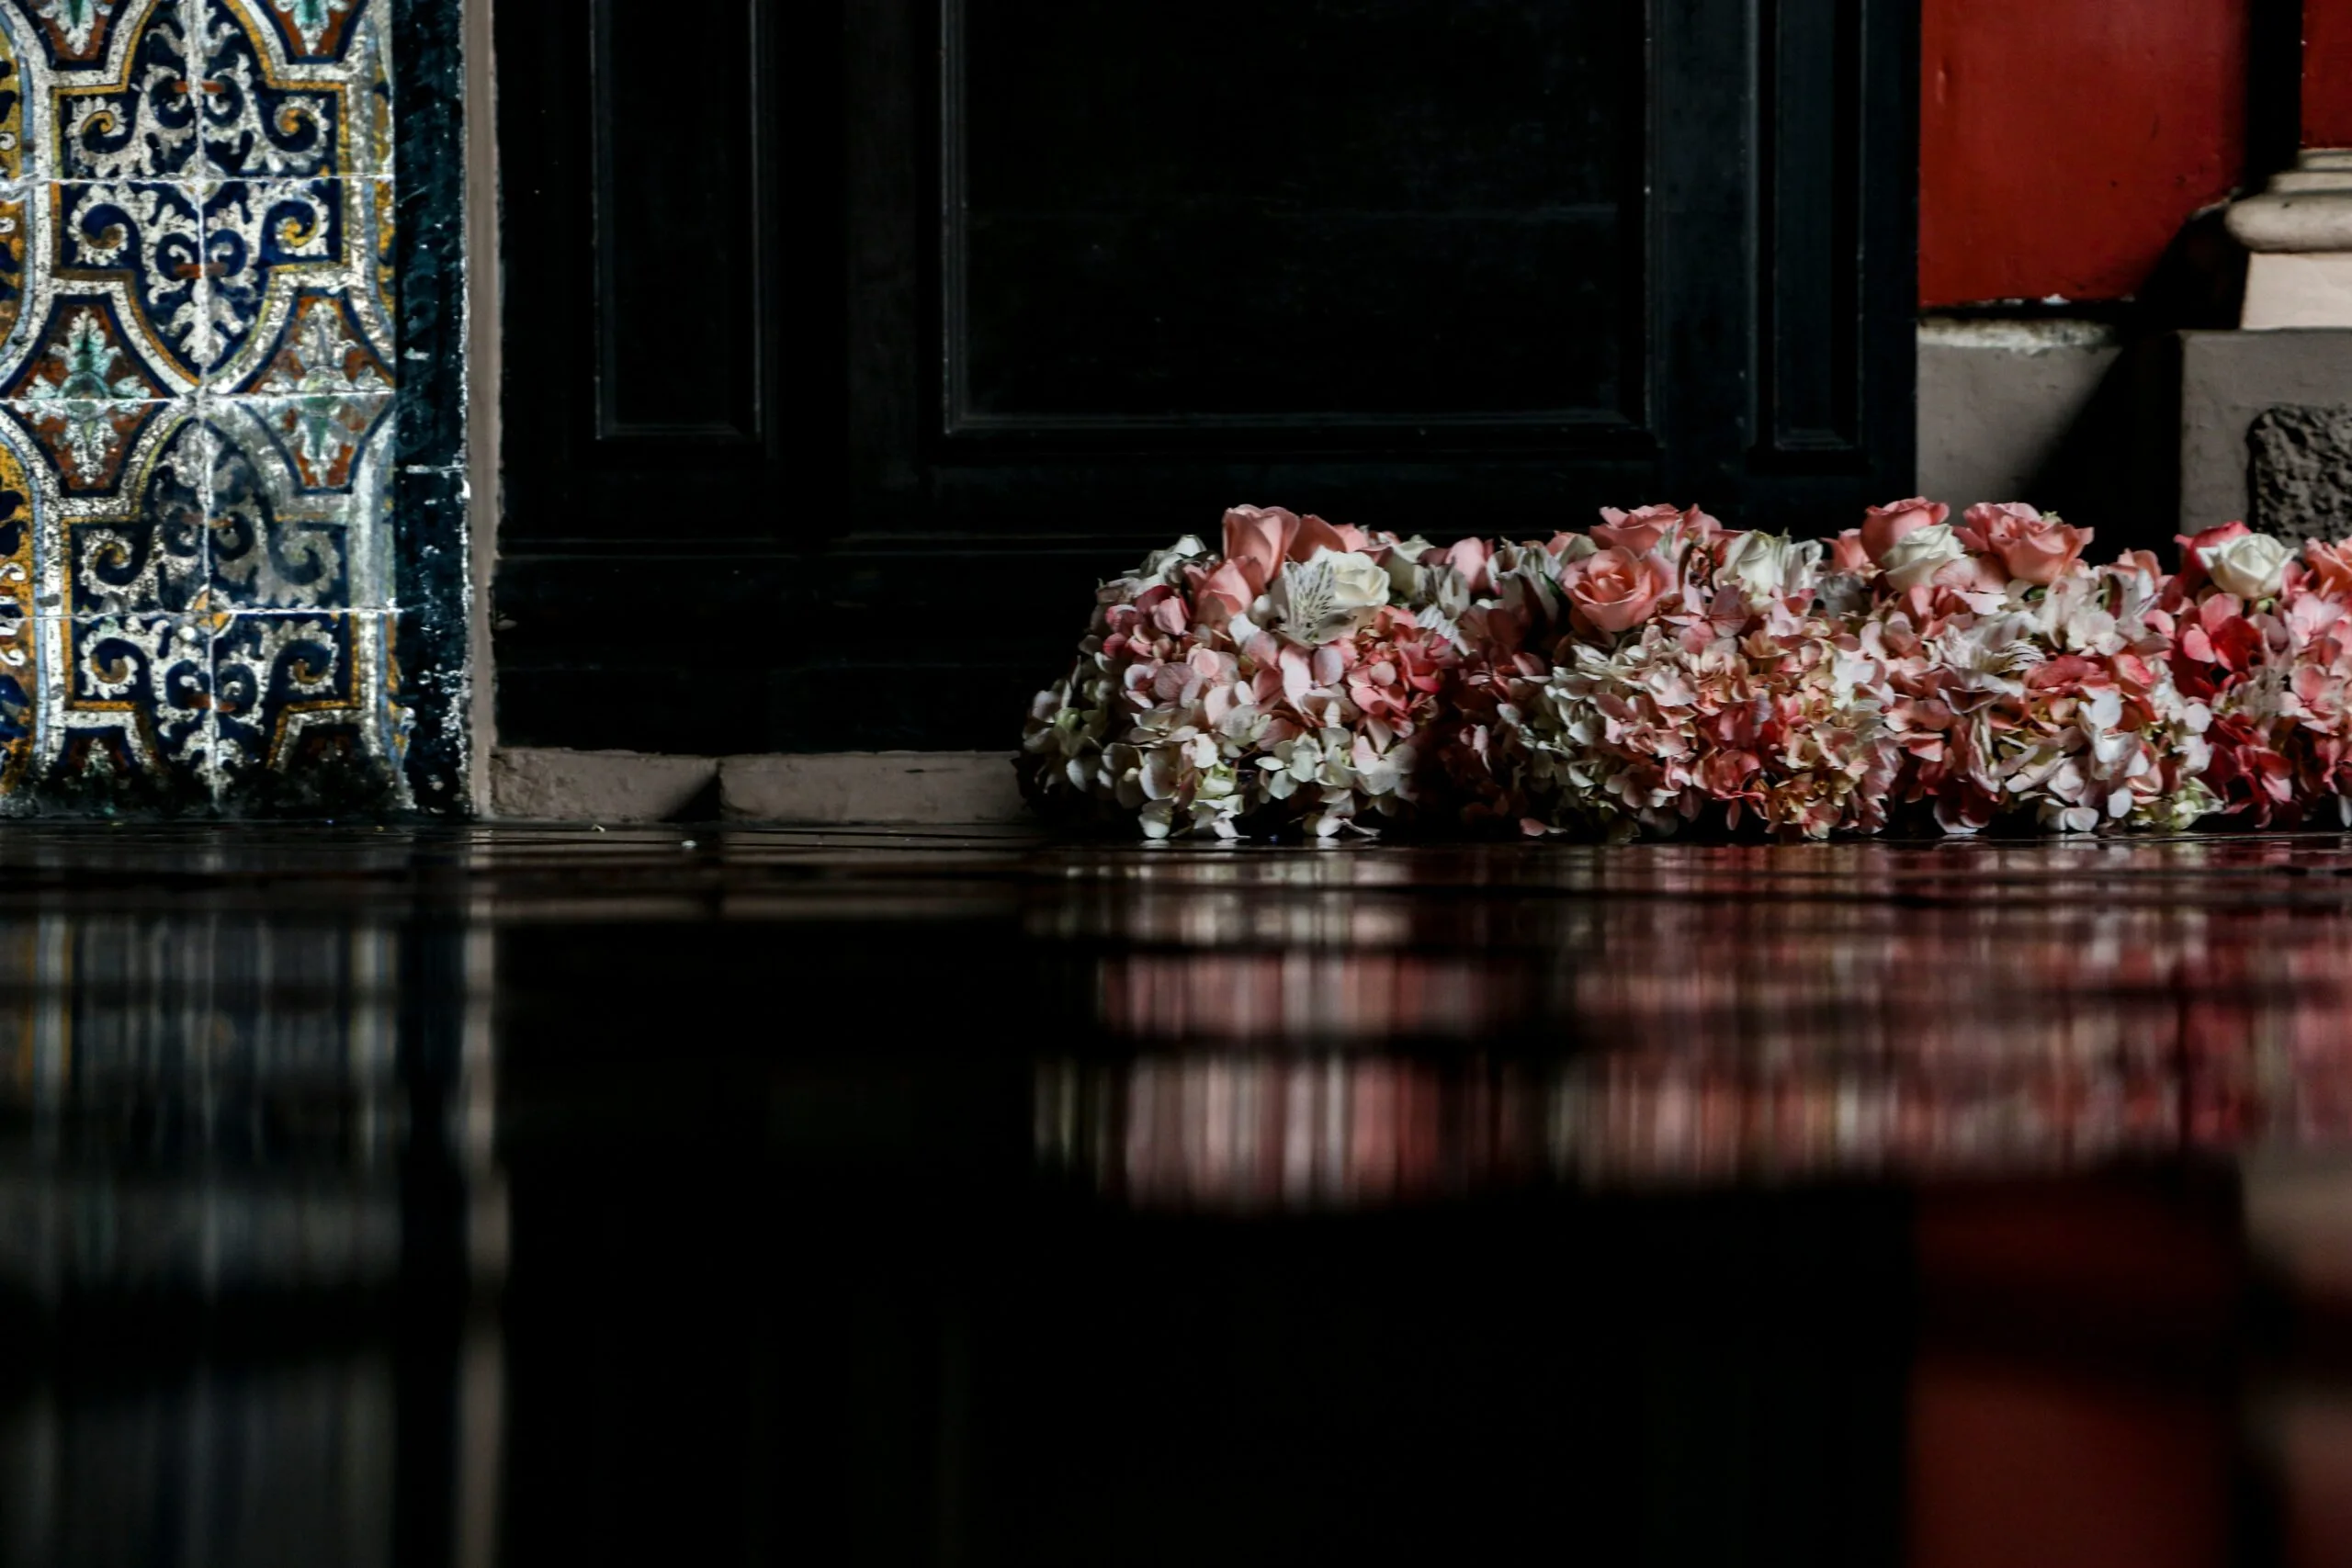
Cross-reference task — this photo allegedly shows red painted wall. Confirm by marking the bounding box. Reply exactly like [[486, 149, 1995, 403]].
[[2309, 0, 2352, 148], [1920, 0, 2247, 307]]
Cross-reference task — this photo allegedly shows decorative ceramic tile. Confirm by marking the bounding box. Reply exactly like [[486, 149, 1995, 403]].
[[0, 443, 35, 793], [201, 178, 339, 376], [49, 0, 200, 180], [220, 385, 390, 489], [48, 610, 213, 793], [199, 176, 389, 394], [209, 390, 389, 597], [0, 185, 30, 351], [232, 282, 383, 392], [211, 606, 401, 807], [47, 403, 200, 626], [65, 502, 204, 612], [2, 395, 171, 501], [0, 0, 459, 815], [198, 0, 390, 178], [207, 435, 353, 611], [53, 179, 207, 383]]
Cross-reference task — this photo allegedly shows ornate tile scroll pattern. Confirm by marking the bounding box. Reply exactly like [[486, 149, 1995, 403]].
[[0, 0, 423, 815]]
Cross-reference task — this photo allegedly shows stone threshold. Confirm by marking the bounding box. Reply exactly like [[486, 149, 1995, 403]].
[[489, 748, 1027, 824]]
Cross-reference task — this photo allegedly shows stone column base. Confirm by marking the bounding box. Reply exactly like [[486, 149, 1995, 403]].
[[2229, 150, 2352, 327], [2245, 252, 2352, 329]]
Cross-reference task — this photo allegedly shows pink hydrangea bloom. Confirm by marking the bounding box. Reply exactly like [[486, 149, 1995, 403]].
[[1020, 502, 2352, 840]]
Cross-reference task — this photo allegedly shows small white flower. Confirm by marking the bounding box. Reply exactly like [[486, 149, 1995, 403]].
[[1269, 549, 1390, 645], [2200, 531, 2290, 600]]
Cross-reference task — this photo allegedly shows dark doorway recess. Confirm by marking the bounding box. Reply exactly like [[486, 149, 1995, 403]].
[[493, 0, 1919, 753]]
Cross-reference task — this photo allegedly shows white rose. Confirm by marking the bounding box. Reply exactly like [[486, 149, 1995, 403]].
[[1880, 523, 1966, 591], [1717, 531, 1823, 600], [2201, 531, 2290, 600], [1319, 549, 1391, 612], [1383, 536, 1436, 598]]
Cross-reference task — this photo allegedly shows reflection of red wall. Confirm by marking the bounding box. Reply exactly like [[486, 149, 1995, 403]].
[[1920, 0, 2247, 307], [1908, 1362, 2230, 1568], [2311, 2, 2352, 149], [1907, 1181, 2244, 1568]]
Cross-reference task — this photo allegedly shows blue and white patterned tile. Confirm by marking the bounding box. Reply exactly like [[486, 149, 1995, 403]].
[[46, 0, 202, 181], [209, 389, 388, 592], [210, 606, 402, 808], [0, 337, 183, 517], [40, 404, 200, 618], [0, 21, 35, 186], [198, 0, 387, 179], [218, 386, 389, 487], [204, 0, 388, 181], [230, 280, 384, 392], [45, 608, 213, 789], [0, 0, 417, 815], [205, 423, 356, 614], [0, 181, 40, 378], [209, 509, 346, 610], [53, 177, 209, 383], [68, 507, 204, 612], [200, 175, 388, 389]]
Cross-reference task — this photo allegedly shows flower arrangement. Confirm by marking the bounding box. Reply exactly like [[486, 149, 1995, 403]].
[[1019, 500, 2352, 840]]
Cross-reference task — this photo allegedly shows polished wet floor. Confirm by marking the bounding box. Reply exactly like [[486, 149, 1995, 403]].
[[6, 826, 2352, 1566]]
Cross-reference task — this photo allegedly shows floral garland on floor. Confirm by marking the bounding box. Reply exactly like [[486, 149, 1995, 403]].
[[1019, 501, 2352, 840]]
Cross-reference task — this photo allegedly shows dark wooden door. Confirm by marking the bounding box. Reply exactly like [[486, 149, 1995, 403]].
[[493, 0, 1918, 752]]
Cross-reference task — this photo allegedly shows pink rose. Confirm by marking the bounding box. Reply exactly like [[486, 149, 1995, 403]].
[[1198, 560, 1258, 618], [1679, 506, 1727, 542], [2308, 539, 2352, 600], [1289, 513, 1352, 560], [1560, 546, 1673, 633], [1964, 502, 2092, 585], [1828, 529, 1873, 574], [1439, 536, 1493, 594], [1592, 503, 1684, 555], [1220, 505, 1301, 600], [1218, 504, 1353, 604], [1860, 497, 1950, 563]]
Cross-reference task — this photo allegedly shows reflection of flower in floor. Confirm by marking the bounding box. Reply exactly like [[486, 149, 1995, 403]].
[[1040, 840, 2352, 1205], [26, 310, 149, 482]]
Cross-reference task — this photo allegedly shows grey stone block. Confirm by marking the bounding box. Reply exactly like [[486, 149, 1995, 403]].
[[487, 749, 1032, 824], [718, 753, 1027, 824], [1915, 317, 2180, 551], [2249, 404, 2352, 542], [2181, 330, 2352, 533], [1917, 319, 2120, 508], [489, 749, 718, 822]]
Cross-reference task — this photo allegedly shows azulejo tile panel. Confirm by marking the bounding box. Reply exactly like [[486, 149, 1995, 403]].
[[0, 0, 462, 816]]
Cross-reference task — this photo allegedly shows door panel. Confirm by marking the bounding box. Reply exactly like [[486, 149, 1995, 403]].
[[494, 0, 1917, 752], [948, 0, 1642, 433]]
